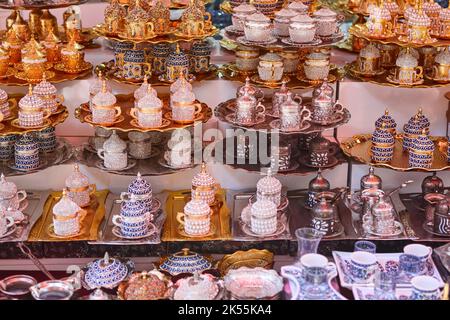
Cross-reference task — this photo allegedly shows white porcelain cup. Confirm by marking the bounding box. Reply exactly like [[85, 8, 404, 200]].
[[349, 251, 378, 284], [410, 276, 442, 300], [299, 253, 337, 276], [403, 244, 432, 274]]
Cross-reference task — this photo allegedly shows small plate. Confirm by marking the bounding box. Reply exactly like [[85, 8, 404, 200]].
[[226, 63, 256, 76], [386, 74, 424, 86], [322, 223, 345, 239], [280, 37, 322, 47], [47, 223, 83, 239], [236, 36, 278, 47], [297, 74, 337, 85], [225, 113, 266, 127], [157, 157, 194, 170], [320, 31, 345, 43], [0, 224, 17, 239], [7, 159, 48, 172], [14, 70, 55, 83], [298, 155, 339, 169], [158, 73, 196, 84], [250, 74, 290, 87], [0, 275, 37, 297], [112, 223, 157, 240], [177, 222, 216, 238], [84, 114, 125, 126], [163, 111, 203, 124], [367, 221, 404, 237], [240, 220, 286, 238], [10, 118, 52, 130], [53, 61, 93, 74], [424, 73, 450, 84], [0, 68, 15, 79], [224, 25, 244, 37], [308, 112, 345, 126], [422, 221, 450, 238], [269, 119, 311, 133], [95, 159, 137, 172], [349, 65, 386, 78], [130, 118, 172, 130], [275, 160, 300, 173]]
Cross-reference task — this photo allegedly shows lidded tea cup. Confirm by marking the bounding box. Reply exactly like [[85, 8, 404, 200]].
[[232, 3, 257, 32], [18, 85, 50, 128], [191, 162, 217, 206], [131, 86, 163, 129], [274, 8, 297, 37], [0, 173, 27, 211], [244, 12, 272, 43], [177, 191, 212, 236], [289, 14, 317, 44], [97, 130, 128, 170], [65, 163, 95, 207], [52, 188, 86, 237], [91, 80, 121, 125]]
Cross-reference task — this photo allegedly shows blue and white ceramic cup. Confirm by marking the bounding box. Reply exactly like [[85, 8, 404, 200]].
[[349, 251, 378, 284], [399, 254, 421, 276], [112, 213, 150, 238], [354, 240, 377, 254], [403, 244, 432, 274], [410, 276, 441, 300], [299, 253, 337, 278]]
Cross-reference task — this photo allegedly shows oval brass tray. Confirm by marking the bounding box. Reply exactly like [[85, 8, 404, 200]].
[[349, 24, 450, 48], [0, 0, 87, 10], [75, 93, 212, 133], [340, 134, 450, 172]]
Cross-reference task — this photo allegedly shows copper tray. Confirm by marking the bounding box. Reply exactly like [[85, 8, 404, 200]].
[[0, 65, 92, 86], [161, 189, 231, 241], [28, 189, 109, 241], [341, 134, 450, 172], [0, 94, 69, 136], [0, 0, 87, 9], [215, 97, 351, 134], [75, 93, 212, 133], [349, 24, 450, 48], [216, 249, 274, 276], [98, 60, 218, 86], [346, 62, 450, 88]]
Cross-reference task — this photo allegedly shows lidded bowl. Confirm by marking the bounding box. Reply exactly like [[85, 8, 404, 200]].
[[19, 85, 44, 112], [159, 248, 212, 276], [102, 130, 127, 153], [167, 45, 189, 69], [118, 270, 170, 300], [173, 272, 220, 300], [375, 109, 396, 133], [83, 252, 132, 289]]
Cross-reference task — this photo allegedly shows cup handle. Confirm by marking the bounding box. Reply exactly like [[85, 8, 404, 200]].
[[130, 108, 138, 119], [299, 105, 311, 123], [293, 94, 302, 105], [17, 190, 27, 203], [143, 63, 152, 77], [328, 143, 338, 155], [7, 98, 17, 110], [89, 184, 96, 195], [193, 103, 202, 118], [77, 209, 87, 225], [97, 149, 105, 160], [334, 101, 344, 114], [5, 216, 14, 228], [114, 106, 122, 118], [42, 109, 51, 119], [415, 66, 423, 80], [256, 102, 265, 118], [112, 215, 122, 227], [57, 94, 65, 105], [146, 21, 154, 35], [176, 212, 185, 226]]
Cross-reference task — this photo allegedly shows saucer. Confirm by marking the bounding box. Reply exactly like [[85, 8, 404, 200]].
[[424, 73, 450, 84], [10, 118, 52, 130], [236, 36, 278, 47], [158, 157, 194, 170], [272, 160, 300, 173], [95, 159, 137, 172], [177, 222, 216, 238], [163, 111, 203, 124], [112, 223, 157, 240], [226, 63, 256, 76], [309, 112, 345, 126], [250, 74, 290, 87], [298, 154, 339, 169], [349, 65, 386, 78], [53, 61, 93, 74], [129, 146, 161, 160], [225, 113, 266, 127], [130, 118, 172, 130], [280, 37, 322, 48], [7, 159, 48, 173], [240, 220, 286, 238], [322, 223, 345, 239], [361, 30, 395, 40], [0, 68, 15, 79], [14, 70, 55, 83], [264, 107, 280, 118], [269, 119, 311, 133], [386, 74, 424, 86], [224, 25, 244, 37], [320, 31, 345, 43], [14, 62, 53, 71], [53, 101, 66, 115], [158, 73, 196, 84], [297, 74, 337, 85], [47, 223, 83, 239], [367, 221, 404, 237], [84, 114, 125, 126], [422, 221, 450, 238], [398, 35, 437, 45], [0, 224, 17, 239], [18, 199, 29, 214]]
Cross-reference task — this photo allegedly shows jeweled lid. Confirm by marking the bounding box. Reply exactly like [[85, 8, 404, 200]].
[[375, 109, 397, 130], [275, 8, 297, 18], [439, 8, 450, 20], [22, 37, 45, 60], [125, 0, 149, 23], [237, 77, 263, 98], [251, 198, 277, 218], [149, 0, 170, 20], [53, 189, 82, 217], [288, 1, 308, 12], [90, 71, 111, 96], [181, 0, 204, 22], [92, 80, 116, 107], [122, 271, 168, 300], [134, 76, 156, 101], [290, 14, 315, 23], [104, 0, 126, 19], [159, 248, 212, 275], [42, 29, 61, 46], [33, 76, 57, 97], [84, 252, 129, 289], [0, 88, 8, 103], [384, 0, 399, 15], [128, 131, 150, 142], [184, 192, 210, 216], [306, 52, 328, 61], [174, 272, 219, 300], [360, 43, 381, 59], [408, 7, 431, 26], [314, 8, 338, 18], [371, 196, 394, 217], [372, 124, 395, 145], [421, 172, 444, 195], [413, 108, 430, 130], [410, 129, 435, 154], [0, 173, 17, 198], [192, 163, 216, 188], [167, 44, 189, 67], [127, 172, 152, 196], [102, 130, 127, 153], [170, 73, 192, 95], [19, 85, 44, 111], [308, 169, 330, 193], [435, 48, 450, 65], [257, 169, 282, 195], [137, 87, 162, 110], [361, 166, 382, 190], [423, 0, 441, 16], [280, 91, 299, 112], [403, 117, 425, 135], [313, 79, 334, 102], [260, 52, 282, 62], [233, 3, 256, 14], [65, 163, 89, 189], [3, 28, 22, 47], [246, 12, 270, 22], [396, 50, 419, 68], [172, 82, 196, 103], [369, 3, 392, 20]]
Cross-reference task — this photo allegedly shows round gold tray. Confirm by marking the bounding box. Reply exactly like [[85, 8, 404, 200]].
[[340, 134, 450, 172], [349, 24, 450, 48], [53, 61, 93, 74], [0, 0, 87, 10], [75, 93, 212, 133]]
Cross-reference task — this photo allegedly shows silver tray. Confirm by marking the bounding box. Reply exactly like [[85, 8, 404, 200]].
[[89, 192, 167, 245], [0, 190, 51, 243], [434, 243, 450, 274], [227, 189, 292, 241]]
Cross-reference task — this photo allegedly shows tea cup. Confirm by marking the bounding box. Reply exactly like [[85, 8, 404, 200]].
[[403, 244, 431, 274], [97, 149, 127, 170], [0, 189, 27, 211], [399, 254, 422, 276], [410, 276, 442, 300], [348, 251, 378, 283], [298, 253, 337, 277], [91, 105, 121, 125], [112, 212, 152, 238], [396, 66, 423, 84], [171, 101, 202, 123], [164, 149, 191, 168]]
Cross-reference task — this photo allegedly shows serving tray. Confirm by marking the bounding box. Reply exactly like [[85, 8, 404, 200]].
[[28, 190, 109, 241], [161, 189, 231, 241]]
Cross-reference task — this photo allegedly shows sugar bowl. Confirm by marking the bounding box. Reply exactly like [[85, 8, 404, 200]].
[[303, 52, 330, 81], [232, 3, 257, 32], [0, 173, 27, 211], [191, 163, 217, 206], [244, 12, 273, 43], [371, 123, 395, 163], [52, 189, 87, 237], [97, 130, 128, 170], [289, 14, 317, 44], [18, 85, 50, 128], [258, 52, 284, 82], [65, 164, 96, 207], [274, 8, 297, 37], [312, 8, 339, 37], [177, 192, 212, 236]]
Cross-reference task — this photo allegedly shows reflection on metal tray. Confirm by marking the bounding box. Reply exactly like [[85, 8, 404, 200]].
[[344, 191, 409, 240], [227, 189, 291, 241], [400, 193, 450, 241], [161, 189, 231, 241], [90, 192, 167, 245], [28, 190, 109, 241], [0, 190, 50, 242], [434, 243, 450, 274]]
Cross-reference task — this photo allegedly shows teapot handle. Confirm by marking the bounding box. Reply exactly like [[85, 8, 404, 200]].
[[89, 184, 96, 196], [415, 66, 423, 80], [256, 102, 265, 118]]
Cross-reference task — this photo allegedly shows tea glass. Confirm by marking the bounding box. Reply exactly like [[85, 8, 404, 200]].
[[295, 227, 323, 259], [373, 271, 397, 300], [302, 267, 329, 299]]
